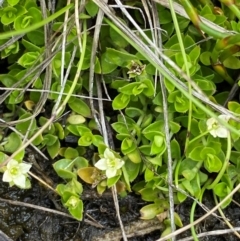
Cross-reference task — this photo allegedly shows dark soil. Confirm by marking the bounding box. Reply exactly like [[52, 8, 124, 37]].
[[1, 172, 240, 241]]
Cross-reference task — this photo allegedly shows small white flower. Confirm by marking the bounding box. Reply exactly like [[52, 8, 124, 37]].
[[94, 148, 124, 178], [2, 159, 32, 188], [206, 114, 230, 138]]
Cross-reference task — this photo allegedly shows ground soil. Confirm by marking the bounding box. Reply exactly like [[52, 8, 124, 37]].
[[1, 172, 240, 241]]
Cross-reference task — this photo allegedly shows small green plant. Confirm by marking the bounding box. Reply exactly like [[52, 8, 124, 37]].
[[1, 1, 240, 239]]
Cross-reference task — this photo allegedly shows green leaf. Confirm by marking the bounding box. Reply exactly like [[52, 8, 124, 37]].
[[111, 122, 129, 134], [189, 46, 200, 64], [18, 51, 41, 68], [110, 26, 129, 48], [4, 132, 22, 153], [141, 79, 155, 97], [200, 52, 211, 66], [119, 82, 141, 95], [107, 175, 121, 187], [174, 212, 183, 227], [223, 56, 240, 69], [47, 140, 60, 159], [140, 204, 164, 220], [16, 113, 37, 135], [204, 154, 222, 172], [127, 149, 142, 163], [182, 169, 195, 181], [7, 0, 19, 6], [74, 156, 88, 169], [213, 182, 231, 198], [27, 30, 45, 46], [43, 134, 58, 146], [92, 135, 104, 147], [65, 196, 83, 220], [177, 184, 187, 203], [105, 48, 138, 66], [141, 114, 153, 128], [188, 146, 204, 161], [68, 98, 91, 118], [100, 52, 118, 74], [67, 115, 86, 125], [182, 179, 194, 196], [53, 159, 76, 179], [142, 121, 163, 139], [168, 90, 189, 113], [112, 93, 130, 110], [125, 107, 143, 118], [200, 147, 216, 159], [54, 123, 65, 140], [85, 0, 99, 17], [121, 138, 136, 155], [139, 188, 160, 202], [77, 125, 91, 136], [144, 168, 154, 182], [150, 135, 166, 155], [14, 7, 42, 30], [195, 78, 216, 96], [64, 147, 79, 159], [78, 132, 93, 146]]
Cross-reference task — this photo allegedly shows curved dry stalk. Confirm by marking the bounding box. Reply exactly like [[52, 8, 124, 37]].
[[0, 120, 48, 160], [141, 0, 175, 238], [89, 0, 106, 135], [0, 34, 24, 51], [89, 0, 128, 239], [156, 183, 240, 241], [0, 195, 103, 228], [153, 0, 236, 35], [0, 87, 111, 101], [92, 218, 163, 241], [178, 227, 240, 241], [23, 0, 53, 144]]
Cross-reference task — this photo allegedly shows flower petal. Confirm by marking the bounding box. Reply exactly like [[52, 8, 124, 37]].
[[94, 158, 108, 170], [106, 168, 117, 178], [19, 163, 32, 174], [206, 118, 216, 130], [104, 148, 115, 159], [7, 159, 19, 169], [219, 115, 230, 122], [115, 159, 124, 169], [2, 170, 13, 182], [13, 174, 26, 188], [216, 127, 229, 138], [209, 130, 217, 138]]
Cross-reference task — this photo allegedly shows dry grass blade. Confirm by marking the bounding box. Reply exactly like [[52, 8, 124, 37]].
[[92, 0, 240, 123], [153, 0, 236, 35], [155, 183, 240, 241], [178, 227, 240, 241], [0, 197, 103, 228], [141, 0, 175, 238], [89, 1, 128, 239]]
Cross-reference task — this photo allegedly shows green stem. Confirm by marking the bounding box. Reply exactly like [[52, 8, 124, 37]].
[[168, 0, 192, 152], [207, 133, 232, 189], [188, 131, 209, 145], [190, 178, 212, 241], [54, 20, 87, 116]]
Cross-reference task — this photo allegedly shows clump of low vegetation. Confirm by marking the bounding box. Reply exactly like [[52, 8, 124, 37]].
[[1, 0, 240, 240]]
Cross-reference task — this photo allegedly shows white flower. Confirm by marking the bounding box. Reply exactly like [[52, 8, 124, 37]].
[[206, 115, 230, 138], [94, 148, 124, 178], [2, 159, 32, 188]]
